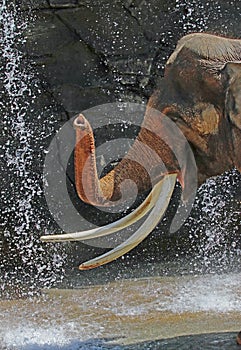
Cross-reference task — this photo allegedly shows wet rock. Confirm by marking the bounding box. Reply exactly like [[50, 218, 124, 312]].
[[36, 40, 109, 89], [57, 5, 152, 57], [15, 0, 49, 10], [49, 0, 79, 8], [25, 10, 73, 57], [107, 57, 153, 88], [23, 0, 241, 117], [52, 84, 117, 115]]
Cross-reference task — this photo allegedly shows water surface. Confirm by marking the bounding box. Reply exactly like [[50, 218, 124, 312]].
[[1, 272, 240, 349]]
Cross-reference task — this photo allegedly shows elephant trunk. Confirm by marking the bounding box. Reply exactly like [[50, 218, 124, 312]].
[[74, 111, 180, 208]]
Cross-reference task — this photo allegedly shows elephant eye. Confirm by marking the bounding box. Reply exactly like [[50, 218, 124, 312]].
[[169, 112, 180, 122]]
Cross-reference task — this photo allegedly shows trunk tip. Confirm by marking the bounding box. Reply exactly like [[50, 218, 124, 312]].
[[74, 114, 88, 130]]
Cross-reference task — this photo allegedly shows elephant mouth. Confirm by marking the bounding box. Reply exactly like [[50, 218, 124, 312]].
[[40, 173, 177, 270]]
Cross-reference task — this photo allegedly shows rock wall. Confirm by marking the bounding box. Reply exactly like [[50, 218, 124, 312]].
[[0, 0, 240, 294], [24, 0, 240, 117]]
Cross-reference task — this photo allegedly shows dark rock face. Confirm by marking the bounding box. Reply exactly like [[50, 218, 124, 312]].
[[24, 0, 241, 116], [0, 0, 240, 294]]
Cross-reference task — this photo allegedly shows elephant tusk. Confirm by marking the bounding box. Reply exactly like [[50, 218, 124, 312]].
[[40, 174, 175, 243], [79, 173, 177, 270], [41, 188, 154, 242]]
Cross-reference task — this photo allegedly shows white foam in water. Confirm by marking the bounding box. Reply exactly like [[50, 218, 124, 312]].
[[1, 326, 110, 350], [3, 326, 69, 348], [165, 273, 241, 313], [108, 273, 241, 316], [1, 323, 97, 350], [1, 273, 239, 349]]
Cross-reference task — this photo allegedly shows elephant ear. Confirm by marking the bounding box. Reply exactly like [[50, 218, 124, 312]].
[[224, 62, 241, 172], [225, 62, 241, 130]]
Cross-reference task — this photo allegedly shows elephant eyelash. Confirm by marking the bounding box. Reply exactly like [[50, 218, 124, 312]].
[[168, 113, 180, 122]]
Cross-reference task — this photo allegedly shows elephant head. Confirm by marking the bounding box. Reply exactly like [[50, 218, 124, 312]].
[[41, 33, 241, 269]]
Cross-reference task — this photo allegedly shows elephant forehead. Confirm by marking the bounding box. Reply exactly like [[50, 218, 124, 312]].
[[167, 33, 241, 66]]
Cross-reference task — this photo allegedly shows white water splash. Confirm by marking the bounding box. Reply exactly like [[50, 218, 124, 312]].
[[165, 273, 241, 313], [109, 273, 241, 316], [184, 170, 241, 272], [1, 273, 240, 349], [0, 0, 66, 295]]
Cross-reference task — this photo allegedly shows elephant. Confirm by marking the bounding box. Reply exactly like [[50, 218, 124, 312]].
[[41, 33, 241, 271], [237, 331, 241, 345]]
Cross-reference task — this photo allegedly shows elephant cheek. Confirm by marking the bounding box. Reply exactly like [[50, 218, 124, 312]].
[[230, 111, 241, 130], [232, 127, 241, 172], [227, 82, 241, 130]]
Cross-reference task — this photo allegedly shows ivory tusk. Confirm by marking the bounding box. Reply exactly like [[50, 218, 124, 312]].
[[40, 177, 166, 243], [79, 173, 177, 270]]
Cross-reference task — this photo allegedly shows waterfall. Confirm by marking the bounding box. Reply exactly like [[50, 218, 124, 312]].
[[184, 169, 241, 273], [0, 1, 66, 297]]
